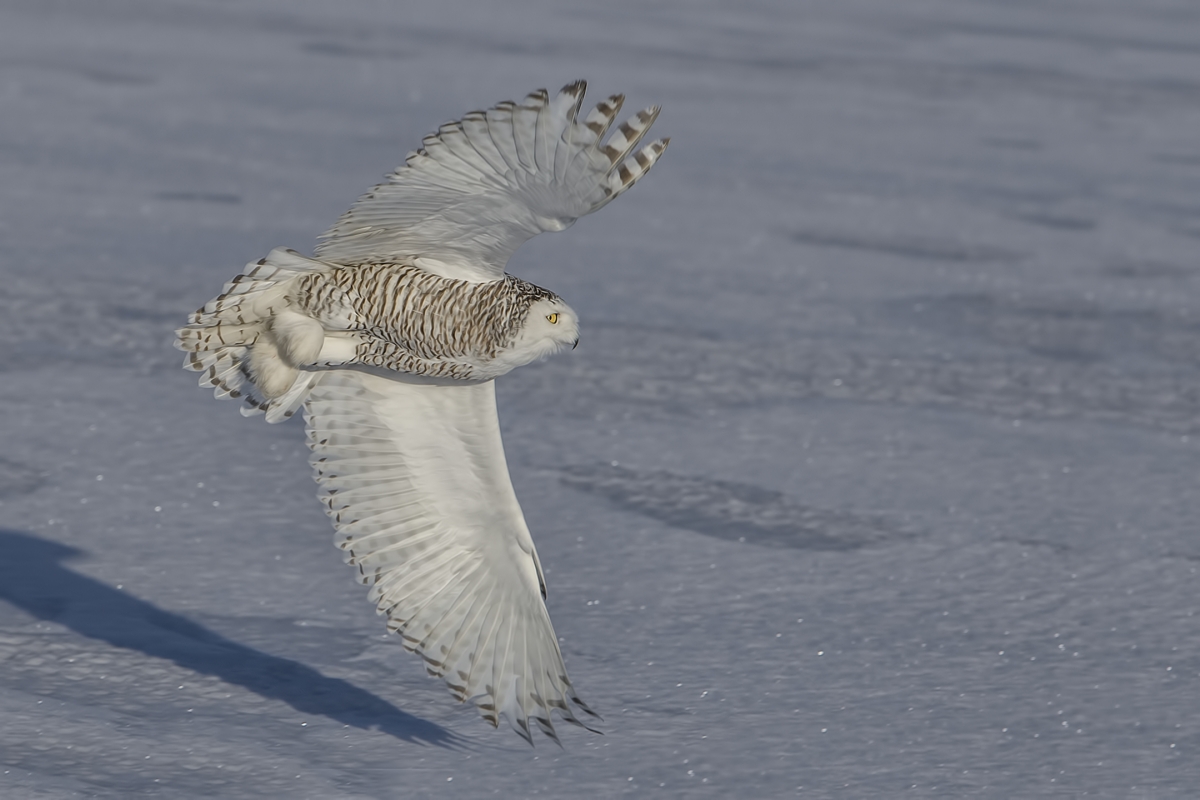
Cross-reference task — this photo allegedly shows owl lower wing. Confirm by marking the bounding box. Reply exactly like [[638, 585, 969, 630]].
[[304, 370, 598, 743], [314, 81, 668, 281]]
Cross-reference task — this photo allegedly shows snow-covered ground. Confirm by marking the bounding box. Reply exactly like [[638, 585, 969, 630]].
[[2, 0, 1200, 796]]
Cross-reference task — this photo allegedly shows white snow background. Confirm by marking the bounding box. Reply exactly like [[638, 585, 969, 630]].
[[2, 0, 1199, 796]]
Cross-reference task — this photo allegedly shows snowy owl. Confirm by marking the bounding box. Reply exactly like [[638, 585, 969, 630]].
[[175, 81, 668, 743]]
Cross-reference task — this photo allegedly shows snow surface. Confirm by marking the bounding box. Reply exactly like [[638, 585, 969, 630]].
[[2, 0, 1200, 796]]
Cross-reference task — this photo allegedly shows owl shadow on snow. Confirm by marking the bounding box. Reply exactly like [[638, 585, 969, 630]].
[[0, 529, 455, 747]]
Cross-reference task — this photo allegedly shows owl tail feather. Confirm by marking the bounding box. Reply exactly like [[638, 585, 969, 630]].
[[175, 248, 330, 423]]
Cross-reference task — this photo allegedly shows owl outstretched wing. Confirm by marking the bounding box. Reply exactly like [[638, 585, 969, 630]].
[[304, 369, 598, 743], [314, 81, 669, 282]]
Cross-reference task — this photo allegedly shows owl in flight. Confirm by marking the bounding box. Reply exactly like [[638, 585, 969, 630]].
[[175, 82, 668, 744]]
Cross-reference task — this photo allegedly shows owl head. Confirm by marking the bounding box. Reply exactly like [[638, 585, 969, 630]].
[[494, 296, 579, 374]]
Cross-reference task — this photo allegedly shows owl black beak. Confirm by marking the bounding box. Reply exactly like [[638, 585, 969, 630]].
[[572, 337, 579, 350]]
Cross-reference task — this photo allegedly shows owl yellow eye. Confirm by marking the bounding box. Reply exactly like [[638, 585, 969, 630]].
[[546, 313, 559, 324]]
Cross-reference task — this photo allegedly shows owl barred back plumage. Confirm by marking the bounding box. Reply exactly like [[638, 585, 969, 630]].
[[175, 81, 668, 743], [293, 264, 573, 380]]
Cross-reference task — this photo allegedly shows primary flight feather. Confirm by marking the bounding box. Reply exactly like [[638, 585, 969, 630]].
[[175, 81, 669, 744]]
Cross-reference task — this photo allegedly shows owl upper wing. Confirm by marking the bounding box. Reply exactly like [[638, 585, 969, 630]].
[[314, 81, 669, 282], [304, 369, 598, 743]]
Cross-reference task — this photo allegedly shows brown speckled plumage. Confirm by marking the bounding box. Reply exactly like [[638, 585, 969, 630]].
[[292, 263, 558, 379]]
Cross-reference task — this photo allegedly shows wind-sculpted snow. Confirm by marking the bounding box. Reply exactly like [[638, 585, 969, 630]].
[[561, 464, 898, 550], [788, 228, 1028, 264], [0, 532, 454, 743], [0, 460, 43, 500], [520, 319, 1200, 434]]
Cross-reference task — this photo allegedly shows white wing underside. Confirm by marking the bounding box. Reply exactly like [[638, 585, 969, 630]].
[[315, 81, 669, 282], [304, 369, 598, 742]]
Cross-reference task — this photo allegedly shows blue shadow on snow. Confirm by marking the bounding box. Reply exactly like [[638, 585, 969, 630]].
[[0, 529, 456, 746]]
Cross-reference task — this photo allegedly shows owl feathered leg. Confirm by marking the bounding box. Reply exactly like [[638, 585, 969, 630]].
[[175, 248, 331, 423]]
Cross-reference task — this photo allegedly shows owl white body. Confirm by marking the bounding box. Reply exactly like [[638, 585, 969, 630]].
[[176, 82, 668, 743]]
